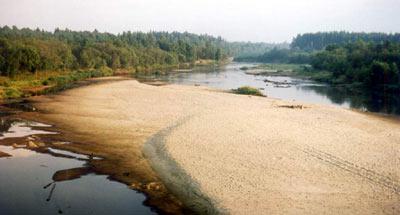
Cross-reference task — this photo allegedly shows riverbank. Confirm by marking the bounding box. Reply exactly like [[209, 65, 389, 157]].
[[22, 78, 400, 214], [0, 59, 223, 101]]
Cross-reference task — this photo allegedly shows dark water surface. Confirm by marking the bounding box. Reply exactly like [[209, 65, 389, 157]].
[[0, 118, 155, 215], [136, 62, 400, 116]]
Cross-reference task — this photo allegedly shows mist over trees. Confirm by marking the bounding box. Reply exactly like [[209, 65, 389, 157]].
[[235, 48, 311, 64], [291, 32, 400, 51], [228, 42, 289, 58]]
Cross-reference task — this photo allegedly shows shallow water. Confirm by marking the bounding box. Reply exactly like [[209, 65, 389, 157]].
[[136, 62, 400, 116], [0, 119, 56, 140], [0, 119, 155, 215]]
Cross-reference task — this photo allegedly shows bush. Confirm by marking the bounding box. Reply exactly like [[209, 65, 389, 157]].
[[3, 87, 23, 99], [0, 78, 10, 87], [99, 66, 114, 76], [232, 86, 265, 97]]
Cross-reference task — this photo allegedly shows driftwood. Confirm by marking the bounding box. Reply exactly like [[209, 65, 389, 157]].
[[263, 78, 293, 88], [52, 167, 92, 182], [278, 105, 305, 109]]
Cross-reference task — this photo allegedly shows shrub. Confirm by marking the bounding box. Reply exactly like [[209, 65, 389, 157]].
[[3, 87, 23, 99], [0, 78, 10, 87], [99, 66, 114, 76], [232, 86, 265, 97]]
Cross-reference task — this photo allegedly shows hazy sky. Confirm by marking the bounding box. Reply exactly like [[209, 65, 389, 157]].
[[0, 0, 399, 42]]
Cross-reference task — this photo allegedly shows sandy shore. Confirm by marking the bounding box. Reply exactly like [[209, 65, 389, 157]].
[[27, 78, 400, 214]]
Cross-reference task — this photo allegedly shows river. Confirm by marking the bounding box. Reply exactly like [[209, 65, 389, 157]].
[[136, 62, 400, 116]]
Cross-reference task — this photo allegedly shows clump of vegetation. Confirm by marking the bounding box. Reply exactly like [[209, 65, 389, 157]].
[[239, 66, 249, 70], [2, 87, 22, 99], [232, 86, 264, 97], [0, 67, 119, 100]]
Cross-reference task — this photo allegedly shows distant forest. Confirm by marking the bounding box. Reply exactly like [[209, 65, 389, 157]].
[[291, 32, 400, 51], [234, 48, 311, 64], [228, 42, 289, 58], [236, 32, 400, 64], [235, 32, 400, 91]]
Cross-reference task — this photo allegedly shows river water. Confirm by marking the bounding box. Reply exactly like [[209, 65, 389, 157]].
[[136, 62, 400, 116], [0, 118, 155, 215]]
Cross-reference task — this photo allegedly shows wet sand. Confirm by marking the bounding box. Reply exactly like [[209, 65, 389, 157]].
[[0, 151, 11, 157], [26, 78, 400, 214]]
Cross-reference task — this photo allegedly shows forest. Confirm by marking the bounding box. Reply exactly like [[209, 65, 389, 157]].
[[291, 31, 400, 51], [1, 27, 399, 99], [236, 32, 400, 64], [310, 41, 400, 91], [0, 26, 232, 76], [0, 26, 281, 77], [235, 32, 400, 91], [234, 48, 311, 64]]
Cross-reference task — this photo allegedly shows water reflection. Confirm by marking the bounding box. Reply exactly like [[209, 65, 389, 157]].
[[302, 85, 400, 115], [0, 119, 155, 215], [0, 119, 56, 140]]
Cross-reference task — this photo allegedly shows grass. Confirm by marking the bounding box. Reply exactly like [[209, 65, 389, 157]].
[[256, 63, 310, 72], [0, 66, 115, 100], [232, 86, 265, 97], [296, 69, 333, 82], [240, 63, 311, 76]]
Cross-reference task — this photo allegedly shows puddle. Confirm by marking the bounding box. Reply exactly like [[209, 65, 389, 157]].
[[0, 119, 56, 140], [0, 145, 36, 158], [0, 119, 155, 215]]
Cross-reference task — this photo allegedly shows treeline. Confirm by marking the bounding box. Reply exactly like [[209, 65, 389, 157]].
[[235, 48, 311, 64], [291, 31, 400, 51], [236, 32, 400, 65], [0, 26, 230, 76], [311, 41, 400, 91], [228, 42, 289, 58]]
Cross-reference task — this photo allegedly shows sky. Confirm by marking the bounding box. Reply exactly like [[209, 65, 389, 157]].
[[0, 0, 399, 42]]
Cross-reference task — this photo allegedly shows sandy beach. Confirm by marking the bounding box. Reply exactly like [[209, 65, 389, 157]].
[[26, 78, 400, 214]]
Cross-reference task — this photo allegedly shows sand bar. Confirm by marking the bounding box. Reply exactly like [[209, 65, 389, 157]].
[[26, 78, 400, 214]]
